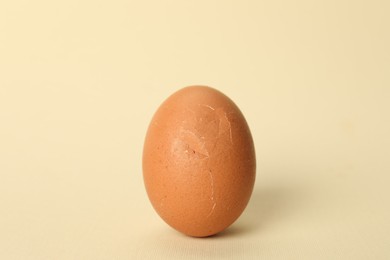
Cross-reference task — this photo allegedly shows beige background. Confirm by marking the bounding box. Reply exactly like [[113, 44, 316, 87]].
[[1, 0, 389, 259]]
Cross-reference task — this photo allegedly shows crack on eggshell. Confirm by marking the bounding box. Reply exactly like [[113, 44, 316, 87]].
[[178, 105, 235, 219], [201, 104, 232, 142], [180, 129, 209, 158], [206, 169, 216, 218], [216, 108, 233, 144], [199, 104, 216, 111]]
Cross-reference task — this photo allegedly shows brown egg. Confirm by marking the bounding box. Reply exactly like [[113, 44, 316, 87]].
[[143, 86, 256, 237]]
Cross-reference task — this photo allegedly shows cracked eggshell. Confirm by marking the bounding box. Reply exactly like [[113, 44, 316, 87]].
[[143, 86, 256, 237]]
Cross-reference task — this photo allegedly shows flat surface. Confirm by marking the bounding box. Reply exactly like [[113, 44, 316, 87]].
[[1, 0, 389, 259]]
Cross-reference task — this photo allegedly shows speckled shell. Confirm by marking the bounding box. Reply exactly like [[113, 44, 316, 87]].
[[143, 86, 256, 237]]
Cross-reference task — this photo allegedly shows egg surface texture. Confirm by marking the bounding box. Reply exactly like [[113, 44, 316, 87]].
[[143, 86, 256, 237]]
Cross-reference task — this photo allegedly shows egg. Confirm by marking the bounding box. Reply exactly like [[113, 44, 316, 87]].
[[143, 86, 256, 237]]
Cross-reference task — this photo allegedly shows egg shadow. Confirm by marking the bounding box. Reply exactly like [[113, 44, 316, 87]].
[[213, 181, 308, 238]]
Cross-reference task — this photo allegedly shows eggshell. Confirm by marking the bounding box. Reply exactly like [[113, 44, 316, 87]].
[[143, 86, 256, 237]]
